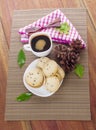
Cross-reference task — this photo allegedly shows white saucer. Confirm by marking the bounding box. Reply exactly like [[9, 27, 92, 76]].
[[23, 59, 63, 97]]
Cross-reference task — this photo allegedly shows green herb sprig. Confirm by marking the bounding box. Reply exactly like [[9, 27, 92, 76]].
[[16, 92, 32, 102], [56, 22, 70, 34], [74, 64, 85, 78], [17, 49, 26, 68]]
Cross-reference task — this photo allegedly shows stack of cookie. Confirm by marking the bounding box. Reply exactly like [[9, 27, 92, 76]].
[[25, 57, 65, 93]]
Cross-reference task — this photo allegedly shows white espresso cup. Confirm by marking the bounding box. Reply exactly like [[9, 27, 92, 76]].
[[23, 32, 53, 57]]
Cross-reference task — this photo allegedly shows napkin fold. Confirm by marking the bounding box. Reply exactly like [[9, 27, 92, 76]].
[[19, 9, 86, 47]]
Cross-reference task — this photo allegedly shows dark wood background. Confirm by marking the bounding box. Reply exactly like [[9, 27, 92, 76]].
[[0, 0, 96, 130]]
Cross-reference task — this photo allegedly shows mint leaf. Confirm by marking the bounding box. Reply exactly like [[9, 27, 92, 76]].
[[17, 49, 26, 68], [56, 22, 70, 34], [74, 64, 84, 78], [16, 92, 32, 102]]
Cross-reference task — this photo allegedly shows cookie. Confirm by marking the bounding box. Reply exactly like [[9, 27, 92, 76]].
[[55, 72, 62, 81], [43, 60, 58, 77], [57, 66, 65, 79], [45, 76, 60, 92], [37, 57, 50, 69], [25, 68, 44, 88]]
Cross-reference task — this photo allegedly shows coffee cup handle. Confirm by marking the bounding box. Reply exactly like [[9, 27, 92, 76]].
[[23, 44, 32, 51]]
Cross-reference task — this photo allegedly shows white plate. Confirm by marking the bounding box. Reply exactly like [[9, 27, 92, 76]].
[[23, 59, 63, 97]]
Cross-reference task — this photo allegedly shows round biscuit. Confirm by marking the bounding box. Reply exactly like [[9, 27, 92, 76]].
[[45, 76, 60, 92], [55, 72, 62, 81], [43, 60, 58, 77], [37, 57, 50, 69], [58, 66, 65, 79], [25, 68, 44, 88]]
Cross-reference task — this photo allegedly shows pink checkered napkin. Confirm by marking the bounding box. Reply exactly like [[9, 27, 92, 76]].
[[19, 9, 86, 47]]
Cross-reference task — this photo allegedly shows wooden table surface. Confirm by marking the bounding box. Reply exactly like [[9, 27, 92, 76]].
[[0, 0, 96, 130]]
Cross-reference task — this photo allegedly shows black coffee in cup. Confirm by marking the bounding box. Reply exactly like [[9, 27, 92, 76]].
[[31, 35, 51, 52]]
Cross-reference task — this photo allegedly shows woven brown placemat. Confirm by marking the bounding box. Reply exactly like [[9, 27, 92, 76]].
[[5, 8, 91, 120]]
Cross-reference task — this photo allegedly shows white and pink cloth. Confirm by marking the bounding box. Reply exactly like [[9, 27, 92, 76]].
[[19, 9, 86, 47]]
